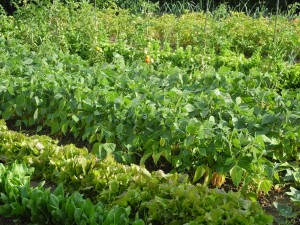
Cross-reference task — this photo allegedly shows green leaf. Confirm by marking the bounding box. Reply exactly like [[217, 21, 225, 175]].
[[50, 119, 60, 134], [245, 192, 258, 202], [193, 166, 207, 183], [53, 183, 64, 197], [132, 219, 145, 225], [184, 104, 195, 113], [223, 93, 233, 104], [104, 206, 128, 225], [54, 93, 63, 100], [65, 199, 75, 220], [232, 138, 241, 149], [258, 179, 272, 194], [2, 110, 12, 120], [33, 108, 39, 121], [61, 122, 69, 135], [7, 86, 15, 95], [237, 156, 253, 172], [186, 125, 197, 134], [230, 165, 243, 187], [152, 152, 163, 165], [140, 153, 152, 165], [273, 202, 298, 218], [16, 94, 26, 108], [49, 194, 60, 209], [34, 96, 41, 106], [74, 208, 83, 224], [218, 66, 231, 74], [261, 114, 276, 125], [83, 199, 94, 218], [24, 58, 33, 65], [72, 115, 80, 123], [159, 138, 166, 147], [102, 143, 116, 153], [286, 187, 300, 203], [235, 97, 242, 105], [92, 143, 116, 159]]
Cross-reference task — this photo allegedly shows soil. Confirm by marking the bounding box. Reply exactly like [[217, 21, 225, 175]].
[[0, 216, 29, 225], [258, 188, 300, 225]]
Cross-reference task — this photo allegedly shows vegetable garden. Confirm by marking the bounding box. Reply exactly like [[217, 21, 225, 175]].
[[0, 0, 300, 224]]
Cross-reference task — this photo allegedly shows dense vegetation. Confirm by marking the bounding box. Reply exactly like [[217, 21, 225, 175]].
[[2, 0, 300, 15], [0, 0, 300, 224]]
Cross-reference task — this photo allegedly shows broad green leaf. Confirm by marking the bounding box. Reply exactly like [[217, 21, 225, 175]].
[[54, 93, 63, 100], [245, 192, 258, 202], [162, 149, 172, 163], [140, 153, 152, 165], [184, 104, 195, 113], [286, 187, 300, 203], [237, 156, 253, 172], [186, 125, 197, 134], [24, 58, 33, 65], [2, 110, 12, 120], [61, 122, 69, 135], [273, 202, 297, 218], [16, 94, 26, 107], [74, 208, 83, 224], [184, 136, 195, 148], [109, 180, 119, 194], [235, 97, 242, 105], [36, 126, 43, 133], [92, 143, 115, 159], [152, 152, 163, 165], [294, 172, 300, 182], [261, 114, 276, 125], [7, 86, 15, 95], [193, 165, 207, 183], [65, 199, 75, 220], [223, 93, 233, 104], [263, 165, 274, 180], [34, 96, 41, 106], [53, 183, 64, 197], [230, 165, 243, 187], [159, 137, 166, 147], [102, 143, 116, 153], [49, 194, 60, 209], [72, 115, 80, 123], [116, 123, 124, 136], [33, 108, 39, 121], [83, 199, 94, 217], [50, 119, 60, 134], [232, 138, 241, 149], [132, 219, 145, 225], [218, 66, 231, 74], [254, 135, 265, 150], [258, 179, 272, 194]]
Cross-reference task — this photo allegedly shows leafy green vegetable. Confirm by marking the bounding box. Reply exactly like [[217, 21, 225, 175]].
[[0, 124, 273, 224]]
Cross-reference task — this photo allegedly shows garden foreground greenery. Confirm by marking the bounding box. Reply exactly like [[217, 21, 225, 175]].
[[0, 0, 300, 224]]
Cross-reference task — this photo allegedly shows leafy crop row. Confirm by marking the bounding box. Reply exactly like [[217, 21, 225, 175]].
[[1, 1, 300, 222], [1, 1, 300, 86], [0, 120, 273, 224], [0, 162, 143, 225], [1, 35, 300, 193]]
